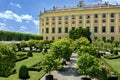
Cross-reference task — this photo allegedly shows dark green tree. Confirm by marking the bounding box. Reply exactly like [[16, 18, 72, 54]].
[[0, 44, 16, 77], [69, 27, 91, 42], [19, 65, 30, 79]]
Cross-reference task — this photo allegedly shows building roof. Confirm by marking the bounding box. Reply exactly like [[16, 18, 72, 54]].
[[40, 1, 120, 14]]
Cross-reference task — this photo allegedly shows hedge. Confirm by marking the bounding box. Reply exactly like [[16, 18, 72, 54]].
[[0, 30, 43, 41]]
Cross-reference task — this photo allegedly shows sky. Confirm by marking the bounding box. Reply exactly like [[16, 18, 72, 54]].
[[0, 0, 120, 34]]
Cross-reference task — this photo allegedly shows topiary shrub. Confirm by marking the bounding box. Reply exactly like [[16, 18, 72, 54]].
[[19, 65, 30, 79], [27, 51, 33, 57]]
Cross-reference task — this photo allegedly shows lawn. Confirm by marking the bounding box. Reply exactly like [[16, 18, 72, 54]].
[[102, 57, 120, 74], [0, 52, 45, 80]]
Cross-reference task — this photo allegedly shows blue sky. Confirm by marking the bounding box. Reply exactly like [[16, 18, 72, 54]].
[[0, 0, 120, 34]]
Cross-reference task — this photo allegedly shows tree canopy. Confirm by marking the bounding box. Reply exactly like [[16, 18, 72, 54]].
[[77, 53, 101, 77], [69, 27, 91, 42], [0, 44, 16, 77], [51, 38, 73, 60]]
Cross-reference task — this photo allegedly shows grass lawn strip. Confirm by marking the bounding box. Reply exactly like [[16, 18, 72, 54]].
[[0, 52, 45, 80]]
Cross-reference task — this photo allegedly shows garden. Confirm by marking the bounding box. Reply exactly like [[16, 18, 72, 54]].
[[0, 28, 120, 80]]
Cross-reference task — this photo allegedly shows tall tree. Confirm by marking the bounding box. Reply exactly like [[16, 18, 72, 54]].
[[0, 44, 16, 77], [51, 38, 73, 60], [77, 53, 101, 78], [69, 27, 91, 42]]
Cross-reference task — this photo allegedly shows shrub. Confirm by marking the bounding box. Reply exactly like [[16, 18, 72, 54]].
[[27, 51, 33, 57], [19, 65, 30, 79], [104, 54, 120, 59], [113, 50, 118, 55]]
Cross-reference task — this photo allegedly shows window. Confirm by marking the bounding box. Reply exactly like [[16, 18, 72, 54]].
[[111, 26, 114, 32], [111, 13, 114, 17], [72, 27, 75, 30], [79, 15, 82, 19], [65, 27, 68, 33], [102, 13, 106, 18], [58, 37, 61, 39], [94, 26, 98, 33], [52, 37, 55, 40], [72, 15, 75, 19], [72, 21, 75, 24], [58, 27, 62, 33], [46, 17, 49, 21], [102, 26, 106, 33], [65, 21, 68, 24], [111, 19, 114, 22], [52, 22, 55, 25], [46, 28, 49, 33], [79, 20, 82, 23], [46, 22, 49, 25], [111, 37, 114, 41], [52, 27, 55, 33], [86, 15, 90, 19], [102, 19, 106, 23], [46, 37, 48, 40], [52, 16, 55, 20], [58, 16, 62, 20], [87, 27, 90, 30], [42, 28, 44, 33], [65, 16, 68, 20], [94, 37, 98, 40], [94, 20, 98, 23], [58, 21, 62, 24], [102, 37, 106, 41], [94, 14, 98, 18], [86, 20, 90, 23]]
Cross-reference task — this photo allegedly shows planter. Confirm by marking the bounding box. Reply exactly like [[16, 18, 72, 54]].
[[45, 75, 53, 80], [108, 76, 118, 80], [81, 77, 91, 80]]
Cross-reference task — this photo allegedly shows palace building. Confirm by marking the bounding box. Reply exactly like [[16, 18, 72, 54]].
[[39, 0, 120, 41]]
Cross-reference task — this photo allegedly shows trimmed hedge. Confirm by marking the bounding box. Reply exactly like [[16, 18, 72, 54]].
[[27, 51, 33, 57], [28, 67, 42, 72], [14, 56, 28, 62], [104, 54, 120, 59]]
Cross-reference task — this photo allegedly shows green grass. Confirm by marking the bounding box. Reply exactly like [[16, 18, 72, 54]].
[[103, 57, 120, 74], [0, 52, 45, 80]]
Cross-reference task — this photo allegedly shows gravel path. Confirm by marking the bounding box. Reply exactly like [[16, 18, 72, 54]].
[[41, 53, 98, 80]]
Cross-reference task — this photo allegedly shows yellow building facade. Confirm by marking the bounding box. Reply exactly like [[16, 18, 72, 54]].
[[39, 1, 120, 41]]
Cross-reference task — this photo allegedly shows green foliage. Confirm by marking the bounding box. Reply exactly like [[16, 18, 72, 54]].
[[41, 52, 61, 74], [77, 53, 102, 77], [27, 51, 33, 57], [0, 44, 16, 77], [0, 30, 42, 41], [69, 27, 91, 42], [72, 37, 90, 52], [112, 40, 120, 47], [51, 38, 73, 60], [19, 65, 30, 79], [20, 40, 27, 51], [28, 39, 36, 50]]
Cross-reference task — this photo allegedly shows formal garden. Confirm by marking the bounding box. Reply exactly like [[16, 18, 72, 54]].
[[0, 28, 120, 80]]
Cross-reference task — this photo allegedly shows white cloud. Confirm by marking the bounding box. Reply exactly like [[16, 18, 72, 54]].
[[20, 26, 26, 31], [0, 22, 8, 30], [10, 2, 21, 8], [102, 0, 120, 4], [33, 20, 39, 26], [0, 10, 32, 22]]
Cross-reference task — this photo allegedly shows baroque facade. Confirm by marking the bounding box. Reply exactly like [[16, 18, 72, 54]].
[[39, 0, 120, 41]]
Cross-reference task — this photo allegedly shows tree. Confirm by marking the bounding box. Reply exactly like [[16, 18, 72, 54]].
[[0, 44, 16, 77], [51, 38, 73, 60], [19, 65, 30, 79], [27, 39, 36, 50], [71, 37, 90, 52], [77, 53, 101, 78], [41, 52, 61, 75], [20, 40, 27, 51], [69, 27, 91, 42]]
